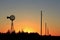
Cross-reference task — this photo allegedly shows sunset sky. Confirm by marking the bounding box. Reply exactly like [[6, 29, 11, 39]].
[[0, 0, 60, 36]]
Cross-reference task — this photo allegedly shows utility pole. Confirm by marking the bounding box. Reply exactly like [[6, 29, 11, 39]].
[[41, 10, 42, 35]]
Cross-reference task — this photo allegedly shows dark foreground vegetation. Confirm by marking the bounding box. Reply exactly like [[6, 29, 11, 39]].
[[0, 31, 60, 40]]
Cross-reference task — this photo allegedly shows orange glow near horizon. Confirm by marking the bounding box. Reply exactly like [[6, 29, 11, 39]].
[[0, 20, 51, 35], [23, 26, 34, 33], [14, 19, 40, 34], [0, 19, 59, 36]]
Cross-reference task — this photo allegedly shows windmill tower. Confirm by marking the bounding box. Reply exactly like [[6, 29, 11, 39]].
[[7, 15, 15, 33], [41, 10, 42, 35]]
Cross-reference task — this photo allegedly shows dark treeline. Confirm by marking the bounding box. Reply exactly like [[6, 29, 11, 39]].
[[0, 31, 60, 40]]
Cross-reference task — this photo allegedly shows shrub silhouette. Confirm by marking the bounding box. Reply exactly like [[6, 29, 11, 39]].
[[0, 31, 59, 40]]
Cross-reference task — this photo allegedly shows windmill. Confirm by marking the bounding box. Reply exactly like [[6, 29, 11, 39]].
[[7, 15, 15, 33]]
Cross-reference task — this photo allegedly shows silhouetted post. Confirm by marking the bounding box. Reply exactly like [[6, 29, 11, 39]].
[[45, 22, 47, 35], [41, 10, 42, 35], [45, 22, 49, 35], [47, 26, 49, 35]]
